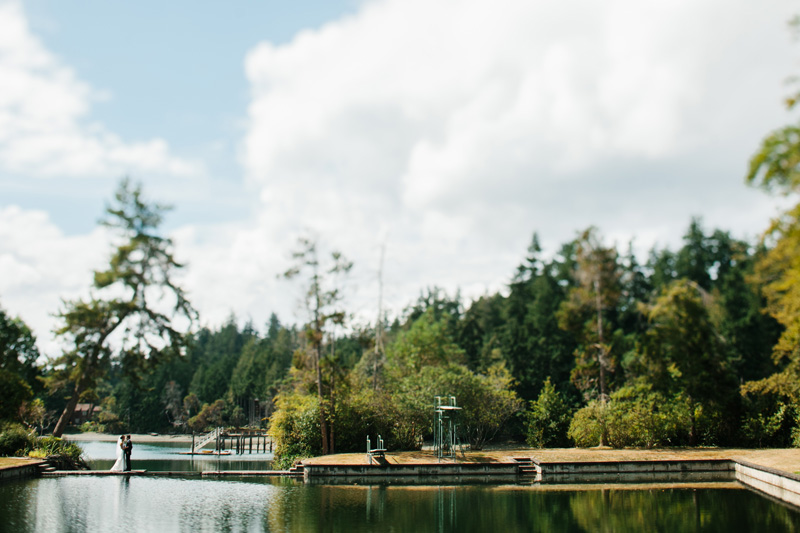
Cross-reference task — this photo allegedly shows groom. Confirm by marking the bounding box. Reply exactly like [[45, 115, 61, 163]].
[[123, 435, 133, 472]]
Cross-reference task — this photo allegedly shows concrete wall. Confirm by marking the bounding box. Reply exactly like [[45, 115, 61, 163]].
[[0, 461, 43, 483], [535, 459, 732, 475], [304, 462, 518, 480], [735, 461, 800, 509]]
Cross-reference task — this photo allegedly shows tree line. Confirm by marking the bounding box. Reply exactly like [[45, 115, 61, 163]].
[[1, 185, 796, 465]]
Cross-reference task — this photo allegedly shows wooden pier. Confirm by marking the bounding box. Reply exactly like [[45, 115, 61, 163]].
[[191, 428, 273, 455]]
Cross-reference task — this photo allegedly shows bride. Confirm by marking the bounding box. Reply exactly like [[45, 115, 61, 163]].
[[110, 435, 125, 472]]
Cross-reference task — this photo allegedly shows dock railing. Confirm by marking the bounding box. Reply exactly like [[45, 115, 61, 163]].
[[193, 427, 223, 453]]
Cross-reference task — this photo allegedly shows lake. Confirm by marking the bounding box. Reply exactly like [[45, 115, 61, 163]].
[[3, 476, 800, 532], [2, 441, 800, 532], [76, 439, 275, 472]]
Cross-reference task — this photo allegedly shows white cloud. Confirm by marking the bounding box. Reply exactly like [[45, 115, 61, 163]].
[[2, 0, 799, 354], [239, 0, 797, 316], [0, 205, 110, 354], [0, 1, 199, 178]]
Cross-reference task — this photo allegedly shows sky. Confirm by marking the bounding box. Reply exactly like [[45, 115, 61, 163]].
[[1, 0, 798, 355]]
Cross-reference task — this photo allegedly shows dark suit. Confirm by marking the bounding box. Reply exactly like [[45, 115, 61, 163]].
[[123, 438, 132, 471]]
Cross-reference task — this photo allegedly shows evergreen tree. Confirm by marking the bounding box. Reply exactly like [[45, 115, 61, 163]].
[[48, 179, 195, 437]]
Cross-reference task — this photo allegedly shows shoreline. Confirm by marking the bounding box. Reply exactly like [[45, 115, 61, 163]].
[[63, 432, 195, 444]]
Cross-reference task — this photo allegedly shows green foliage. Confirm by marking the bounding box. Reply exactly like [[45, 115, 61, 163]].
[[283, 235, 353, 455], [603, 387, 689, 448], [557, 227, 621, 400], [636, 279, 738, 444], [569, 387, 691, 448], [458, 363, 523, 449], [0, 368, 32, 422], [568, 401, 605, 448], [387, 363, 522, 450], [188, 399, 227, 433], [0, 305, 41, 392], [527, 377, 573, 448], [0, 423, 35, 456], [48, 179, 196, 437], [269, 393, 321, 468], [387, 308, 466, 375], [747, 124, 800, 195], [8, 172, 793, 450], [502, 262, 576, 402], [31, 436, 87, 470], [0, 305, 41, 424], [18, 398, 48, 434], [741, 392, 792, 448]]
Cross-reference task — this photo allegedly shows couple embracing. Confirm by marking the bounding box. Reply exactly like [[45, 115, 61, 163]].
[[110, 435, 133, 472]]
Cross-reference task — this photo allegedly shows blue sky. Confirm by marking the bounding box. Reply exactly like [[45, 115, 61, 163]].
[[1, 0, 798, 354], [11, 0, 360, 233]]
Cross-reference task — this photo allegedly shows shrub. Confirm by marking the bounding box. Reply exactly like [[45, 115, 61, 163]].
[[568, 401, 605, 447], [604, 386, 687, 448], [32, 436, 87, 470], [80, 421, 105, 433], [269, 393, 321, 469], [97, 409, 126, 434], [386, 363, 523, 450], [527, 377, 574, 448], [568, 387, 694, 448], [0, 423, 35, 456]]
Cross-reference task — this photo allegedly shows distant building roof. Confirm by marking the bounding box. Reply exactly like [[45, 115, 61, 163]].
[[74, 403, 101, 412]]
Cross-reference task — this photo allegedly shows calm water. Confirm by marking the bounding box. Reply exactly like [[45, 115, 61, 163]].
[[2, 476, 800, 532], [5, 444, 800, 532], [76, 440, 274, 472]]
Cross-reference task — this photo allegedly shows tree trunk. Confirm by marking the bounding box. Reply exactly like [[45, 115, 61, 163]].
[[315, 341, 330, 455], [595, 279, 609, 447], [329, 371, 335, 455], [595, 279, 607, 401], [53, 378, 86, 438]]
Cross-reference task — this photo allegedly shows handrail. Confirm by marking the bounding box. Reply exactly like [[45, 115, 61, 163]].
[[193, 427, 222, 453], [367, 435, 386, 464]]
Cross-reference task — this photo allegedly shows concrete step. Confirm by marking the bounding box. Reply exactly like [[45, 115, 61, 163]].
[[37, 462, 56, 473]]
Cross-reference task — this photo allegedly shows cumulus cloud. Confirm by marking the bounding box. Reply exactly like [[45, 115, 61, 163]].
[[0, 206, 110, 353], [240, 0, 797, 315], [3, 0, 799, 353], [0, 1, 199, 178]]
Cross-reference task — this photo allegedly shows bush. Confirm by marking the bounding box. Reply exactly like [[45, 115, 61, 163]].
[[0, 423, 35, 456], [269, 393, 321, 469], [604, 387, 688, 448], [568, 387, 693, 448], [32, 436, 87, 470], [386, 363, 523, 450], [527, 378, 574, 448], [568, 401, 605, 447]]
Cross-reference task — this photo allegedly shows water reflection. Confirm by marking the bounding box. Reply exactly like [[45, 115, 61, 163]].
[[3, 476, 800, 532], [76, 440, 274, 472]]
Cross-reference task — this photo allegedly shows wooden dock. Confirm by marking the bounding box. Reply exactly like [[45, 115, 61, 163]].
[[191, 428, 272, 455]]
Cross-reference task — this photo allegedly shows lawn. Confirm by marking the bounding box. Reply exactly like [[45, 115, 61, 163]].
[[0, 457, 40, 470]]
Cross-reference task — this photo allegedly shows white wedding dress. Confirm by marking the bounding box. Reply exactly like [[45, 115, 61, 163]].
[[110, 436, 125, 472]]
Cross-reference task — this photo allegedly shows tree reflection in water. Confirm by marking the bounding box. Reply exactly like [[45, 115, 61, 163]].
[[2, 477, 800, 532]]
